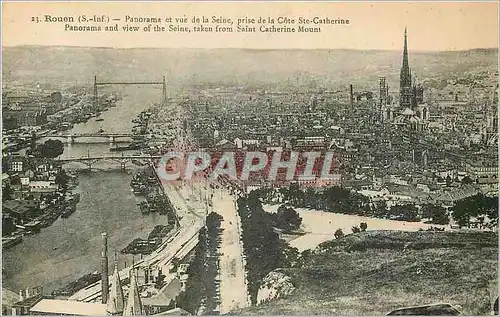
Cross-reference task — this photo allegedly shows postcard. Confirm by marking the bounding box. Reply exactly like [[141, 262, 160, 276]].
[[1, 1, 498, 316]]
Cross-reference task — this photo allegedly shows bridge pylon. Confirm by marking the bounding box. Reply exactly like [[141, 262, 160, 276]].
[[162, 76, 167, 107], [94, 75, 98, 108], [83, 161, 94, 172]]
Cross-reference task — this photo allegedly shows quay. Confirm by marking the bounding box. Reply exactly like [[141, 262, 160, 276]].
[[68, 169, 208, 302]]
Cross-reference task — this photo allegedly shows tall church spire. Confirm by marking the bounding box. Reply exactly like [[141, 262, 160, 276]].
[[123, 264, 143, 316], [400, 27, 413, 108], [402, 28, 408, 69], [106, 254, 125, 315]]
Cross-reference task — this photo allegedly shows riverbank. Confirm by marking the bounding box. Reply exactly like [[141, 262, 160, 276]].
[[2, 85, 170, 295], [2, 171, 168, 295], [2, 170, 81, 250], [3, 92, 119, 154]]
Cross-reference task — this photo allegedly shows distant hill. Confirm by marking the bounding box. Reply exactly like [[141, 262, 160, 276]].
[[235, 230, 498, 316], [2, 46, 497, 92]]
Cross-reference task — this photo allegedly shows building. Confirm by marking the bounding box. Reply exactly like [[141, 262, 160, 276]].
[[29, 300, 107, 316], [10, 287, 44, 316], [123, 266, 144, 316], [399, 28, 426, 111], [379, 77, 389, 107], [3, 107, 47, 127], [399, 28, 413, 109], [28, 180, 58, 194], [106, 259, 125, 315], [7, 155, 26, 173], [142, 279, 182, 315], [466, 164, 498, 178]]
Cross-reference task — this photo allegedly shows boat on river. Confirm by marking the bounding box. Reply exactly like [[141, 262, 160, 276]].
[[109, 143, 141, 152], [61, 205, 76, 218], [2, 235, 23, 249], [25, 220, 41, 233], [139, 201, 150, 214]]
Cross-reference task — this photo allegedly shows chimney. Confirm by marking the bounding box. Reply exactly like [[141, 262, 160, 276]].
[[25, 287, 30, 299], [101, 232, 109, 304], [349, 84, 354, 106], [18, 290, 24, 302]]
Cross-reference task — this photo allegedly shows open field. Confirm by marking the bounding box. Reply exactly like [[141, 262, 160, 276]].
[[237, 230, 498, 316], [264, 205, 448, 251]]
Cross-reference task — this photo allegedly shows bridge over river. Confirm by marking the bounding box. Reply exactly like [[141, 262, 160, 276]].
[[38, 133, 136, 144], [57, 155, 163, 170]]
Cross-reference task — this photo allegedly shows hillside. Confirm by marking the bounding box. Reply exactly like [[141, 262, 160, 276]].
[[236, 230, 498, 316], [2, 47, 497, 92]]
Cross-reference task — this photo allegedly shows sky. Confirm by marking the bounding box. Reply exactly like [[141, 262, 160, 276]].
[[2, 1, 499, 51]]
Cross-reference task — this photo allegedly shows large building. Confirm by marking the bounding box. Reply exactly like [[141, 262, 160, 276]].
[[399, 28, 425, 110], [399, 28, 413, 109], [382, 28, 429, 131]]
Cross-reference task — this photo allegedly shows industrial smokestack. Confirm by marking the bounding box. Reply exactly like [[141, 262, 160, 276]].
[[349, 84, 354, 106], [101, 232, 109, 304]]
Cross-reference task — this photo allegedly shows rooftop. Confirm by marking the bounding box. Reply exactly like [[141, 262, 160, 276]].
[[30, 299, 107, 316], [152, 307, 191, 316]]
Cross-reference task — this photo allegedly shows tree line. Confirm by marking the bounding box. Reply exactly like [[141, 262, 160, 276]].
[[451, 194, 498, 229], [237, 191, 302, 305], [176, 212, 223, 314], [253, 185, 424, 222]]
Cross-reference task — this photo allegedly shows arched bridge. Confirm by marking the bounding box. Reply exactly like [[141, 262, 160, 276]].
[[38, 133, 136, 143], [57, 155, 163, 170]]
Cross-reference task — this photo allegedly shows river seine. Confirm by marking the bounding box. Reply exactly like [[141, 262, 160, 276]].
[[2, 86, 169, 294]]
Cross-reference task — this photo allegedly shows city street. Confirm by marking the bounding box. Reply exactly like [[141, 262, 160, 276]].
[[213, 189, 250, 313]]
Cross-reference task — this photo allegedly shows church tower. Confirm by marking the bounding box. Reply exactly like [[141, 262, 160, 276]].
[[123, 265, 143, 316], [399, 28, 413, 109], [106, 255, 125, 315]]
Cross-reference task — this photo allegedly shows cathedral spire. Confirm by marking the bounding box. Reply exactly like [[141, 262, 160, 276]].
[[106, 253, 125, 315], [402, 27, 410, 80], [400, 27, 413, 108]]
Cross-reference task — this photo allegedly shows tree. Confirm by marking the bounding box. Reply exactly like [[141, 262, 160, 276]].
[[422, 204, 449, 225], [389, 204, 419, 222], [9, 175, 21, 186], [334, 228, 344, 239], [452, 196, 477, 228], [2, 183, 13, 202], [452, 194, 499, 228], [351, 226, 361, 233], [461, 176, 473, 185], [360, 222, 367, 231], [55, 169, 70, 190], [372, 200, 388, 218], [275, 204, 302, 231], [36, 139, 64, 158]]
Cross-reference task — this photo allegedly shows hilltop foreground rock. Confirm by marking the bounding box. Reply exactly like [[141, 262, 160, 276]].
[[236, 230, 498, 316]]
